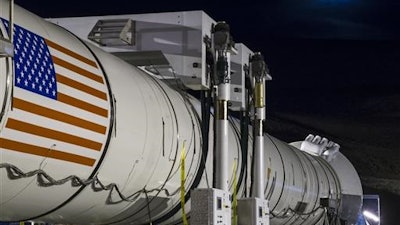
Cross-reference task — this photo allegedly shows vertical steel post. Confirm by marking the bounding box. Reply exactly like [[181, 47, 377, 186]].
[[250, 52, 267, 199], [213, 22, 233, 191], [9, 0, 15, 110]]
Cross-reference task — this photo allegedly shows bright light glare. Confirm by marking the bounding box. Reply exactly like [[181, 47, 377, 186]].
[[363, 210, 380, 222]]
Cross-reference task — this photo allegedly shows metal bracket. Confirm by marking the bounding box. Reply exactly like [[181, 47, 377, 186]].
[[0, 38, 13, 57], [88, 19, 135, 46]]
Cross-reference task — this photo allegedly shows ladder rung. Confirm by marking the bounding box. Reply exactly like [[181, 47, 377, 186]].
[[98, 19, 130, 23], [96, 24, 126, 28], [88, 35, 122, 40], [92, 30, 123, 34]]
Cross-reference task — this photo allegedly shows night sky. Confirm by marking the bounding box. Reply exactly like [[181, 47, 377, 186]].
[[12, 0, 400, 224], [14, 0, 400, 99]]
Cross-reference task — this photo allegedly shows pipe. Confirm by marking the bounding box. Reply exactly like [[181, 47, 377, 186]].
[[251, 52, 267, 199], [213, 21, 233, 191]]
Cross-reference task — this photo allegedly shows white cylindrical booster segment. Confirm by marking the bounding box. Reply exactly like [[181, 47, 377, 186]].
[[0, 3, 205, 223], [0, 2, 362, 224], [47, 44, 206, 225]]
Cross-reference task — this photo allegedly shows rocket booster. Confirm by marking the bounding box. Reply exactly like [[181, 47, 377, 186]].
[[0, 1, 362, 224]]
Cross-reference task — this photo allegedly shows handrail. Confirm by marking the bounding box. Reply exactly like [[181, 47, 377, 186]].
[[0, 0, 14, 124], [9, 0, 14, 110]]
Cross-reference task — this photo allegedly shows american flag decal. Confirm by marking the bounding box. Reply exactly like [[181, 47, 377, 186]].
[[0, 19, 110, 167]]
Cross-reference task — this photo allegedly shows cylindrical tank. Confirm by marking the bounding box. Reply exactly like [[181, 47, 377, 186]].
[[0, 1, 362, 224]]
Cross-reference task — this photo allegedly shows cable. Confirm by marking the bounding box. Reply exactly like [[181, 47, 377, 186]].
[[232, 159, 238, 225], [270, 206, 325, 219], [200, 90, 211, 188], [180, 141, 189, 225], [0, 162, 170, 205], [143, 189, 153, 225]]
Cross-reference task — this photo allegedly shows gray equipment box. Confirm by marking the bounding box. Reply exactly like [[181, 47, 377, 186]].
[[237, 197, 269, 225], [191, 188, 232, 225]]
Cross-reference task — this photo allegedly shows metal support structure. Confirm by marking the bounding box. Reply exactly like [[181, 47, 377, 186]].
[[250, 52, 268, 199], [0, 0, 14, 121], [212, 21, 235, 192], [9, 0, 14, 44], [237, 53, 270, 225], [9, 0, 14, 110]]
